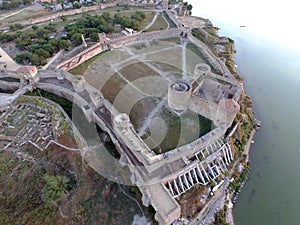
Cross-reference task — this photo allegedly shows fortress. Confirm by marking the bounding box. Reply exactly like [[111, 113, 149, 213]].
[[0, 24, 242, 224]]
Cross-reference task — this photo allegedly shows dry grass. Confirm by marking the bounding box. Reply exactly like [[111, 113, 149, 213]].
[[2, 8, 52, 24], [119, 61, 159, 81]]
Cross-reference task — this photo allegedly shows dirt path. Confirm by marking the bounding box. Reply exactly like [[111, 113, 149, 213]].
[[0, 8, 25, 21], [139, 10, 159, 33]]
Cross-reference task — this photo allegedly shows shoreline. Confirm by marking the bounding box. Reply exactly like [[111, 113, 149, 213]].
[[186, 14, 259, 225], [226, 127, 258, 225]]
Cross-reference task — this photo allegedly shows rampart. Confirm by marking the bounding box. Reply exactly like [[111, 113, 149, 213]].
[[57, 28, 182, 71], [0, 14, 243, 223], [56, 43, 105, 71]]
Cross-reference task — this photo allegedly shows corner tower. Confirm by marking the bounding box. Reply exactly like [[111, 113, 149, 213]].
[[168, 80, 192, 113]]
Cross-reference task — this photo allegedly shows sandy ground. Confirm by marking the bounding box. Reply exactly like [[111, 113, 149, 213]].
[[177, 16, 207, 28]]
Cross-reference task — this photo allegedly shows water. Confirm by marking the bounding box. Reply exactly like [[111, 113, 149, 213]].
[[189, 0, 300, 224]]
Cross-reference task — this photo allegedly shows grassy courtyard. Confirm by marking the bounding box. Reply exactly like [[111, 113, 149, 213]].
[[68, 38, 216, 154]]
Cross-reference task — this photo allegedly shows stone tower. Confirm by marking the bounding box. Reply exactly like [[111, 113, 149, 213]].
[[168, 80, 192, 112], [194, 63, 211, 80]]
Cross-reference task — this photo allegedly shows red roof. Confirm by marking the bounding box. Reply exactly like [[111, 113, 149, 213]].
[[16, 66, 37, 76]]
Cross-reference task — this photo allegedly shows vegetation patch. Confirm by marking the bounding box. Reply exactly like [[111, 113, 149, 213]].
[[119, 61, 160, 81], [146, 13, 168, 32], [69, 50, 108, 75], [186, 42, 220, 74], [191, 28, 237, 75]]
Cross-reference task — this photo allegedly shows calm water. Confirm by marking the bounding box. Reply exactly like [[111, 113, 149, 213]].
[[189, 0, 300, 224]]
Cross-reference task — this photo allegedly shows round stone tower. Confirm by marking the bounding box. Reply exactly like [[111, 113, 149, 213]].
[[168, 80, 192, 112], [194, 63, 211, 80]]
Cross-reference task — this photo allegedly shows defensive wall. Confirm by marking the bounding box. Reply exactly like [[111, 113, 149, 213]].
[[35, 69, 237, 225], [56, 42, 105, 71], [0, 65, 237, 225], [0, 15, 243, 222], [57, 28, 182, 71]]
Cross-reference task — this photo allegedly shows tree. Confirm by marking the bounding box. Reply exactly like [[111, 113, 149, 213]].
[[23, 0, 32, 5], [187, 4, 193, 11], [31, 25, 38, 30], [15, 53, 31, 64], [10, 0, 19, 8], [70, 33, 82, 46], [73, 2, 81, 9], [42, 175, 69, 204], [130, 19, 140, 30], [34, 48, 51, 58], [89, 32, 99, 42], [29, 53, 43, 65], [123, 3, 129, 10], [102, 12, 111, 22], [9, 23, 23, 31], [61, 16, 67, 21], [136, 11, 146, 19], [59, 39, 71, 51]]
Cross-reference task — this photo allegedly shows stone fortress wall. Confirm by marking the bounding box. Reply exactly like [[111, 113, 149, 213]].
[[0, 59, 238, 225], [0, 8, 243, 222], [57, 28, 182, 71]]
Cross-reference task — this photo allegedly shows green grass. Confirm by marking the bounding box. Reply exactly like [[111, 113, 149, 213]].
[[186, 42, 220, 74], [2, 7, 52, 24], [119, 61, 159, 81], [69, 50, 108, 75], [146, 14, 168, 32], [147, 108, 213, 154], [139, 11, 156, 30], [162, 37, 181, 44]]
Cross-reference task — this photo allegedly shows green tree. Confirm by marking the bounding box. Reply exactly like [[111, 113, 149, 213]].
[[10, 0, 19, 8], [15, 53, 31, 64], [102, 12, 111, 22], [187, 4, 193, 11], [23, 0, 32, 5], [136, 11, 146, 19], [70, 33, 82, 46], [89, 32, 99, 42], [43, 175, 69, 204], [61, 16, 67, 21], [73, 2, 81, 9], [31, 25, 38, 30], [59, 39, 71, 51], [123, 3, 129, 10]]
